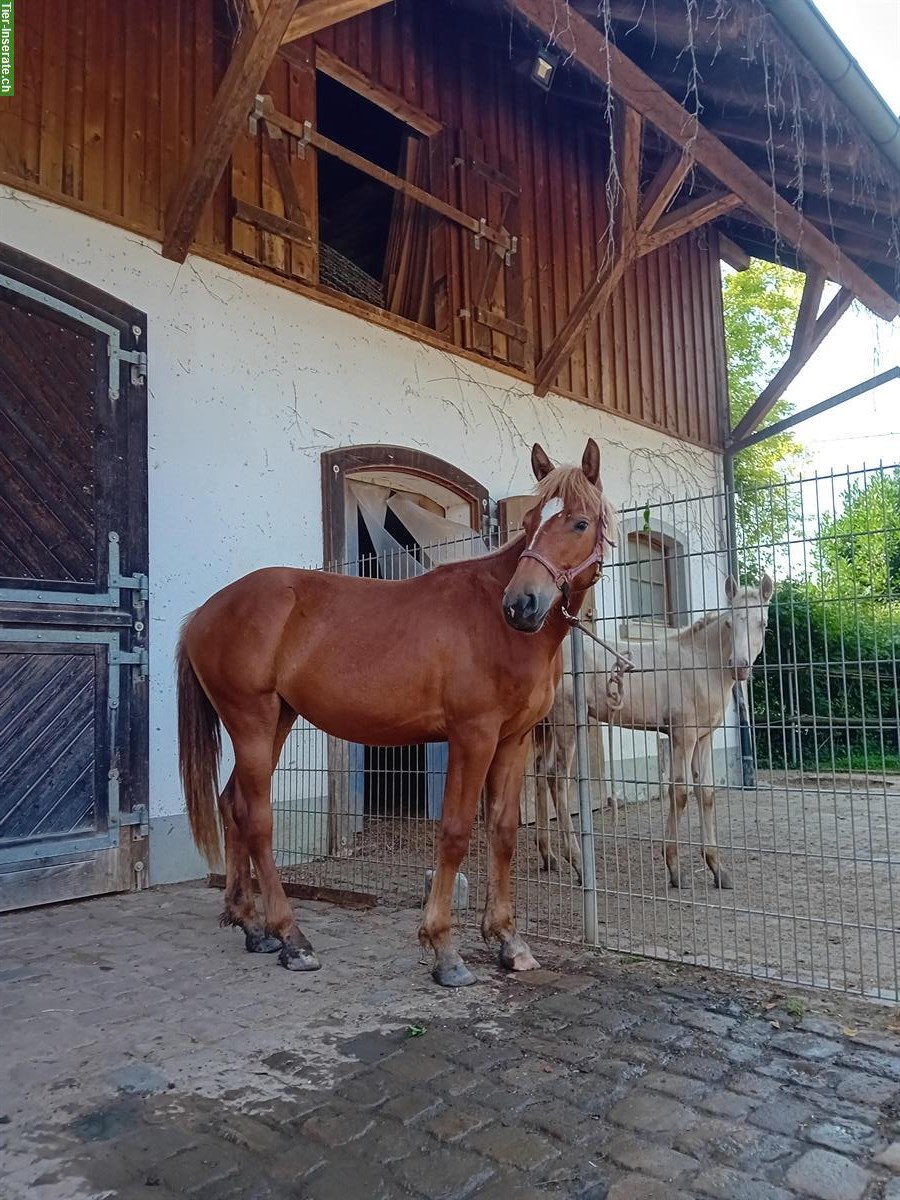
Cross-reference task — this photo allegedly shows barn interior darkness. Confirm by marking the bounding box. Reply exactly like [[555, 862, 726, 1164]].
[[315, 71, 410, 307]]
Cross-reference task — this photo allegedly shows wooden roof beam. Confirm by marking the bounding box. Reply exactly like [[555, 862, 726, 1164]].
[[505, 0, 899, 321], [791, 267, 826, 356], [638, 191, 742, 256], [163, 0, 299, 262], [730, 286, 854, 443], [247, 0, 394, 42], [719, 233, 751, 271]]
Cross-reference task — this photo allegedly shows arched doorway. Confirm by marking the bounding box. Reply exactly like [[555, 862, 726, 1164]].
[[320, 447, 490, 848]]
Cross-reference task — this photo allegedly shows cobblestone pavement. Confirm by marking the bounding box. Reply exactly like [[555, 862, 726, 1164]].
[[3, 884, 900, 1200]]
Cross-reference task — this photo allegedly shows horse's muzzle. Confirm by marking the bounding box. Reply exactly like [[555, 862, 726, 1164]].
[[503, 590, 547, 633], [732, 665, 751, 682]]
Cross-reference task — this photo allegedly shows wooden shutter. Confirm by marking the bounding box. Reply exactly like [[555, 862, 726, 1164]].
[[450, 131, 531, 371], [230, 41, 318, 284]]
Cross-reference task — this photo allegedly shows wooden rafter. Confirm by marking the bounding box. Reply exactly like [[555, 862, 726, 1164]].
[[730, 287, 854, 443], [719, 234, 751, 272], [791, 267, 826, 355], [505, 0, 899, 323], [638, 150, 691, 231], [163, 0, 299, 262], [247, 0, 394, 43], [534, 118, 740, 396], [638, 192, 741, 256]]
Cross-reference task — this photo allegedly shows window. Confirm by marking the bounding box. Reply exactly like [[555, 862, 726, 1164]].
[[626, 532, 676, 625], [316, 72, 430, 318]]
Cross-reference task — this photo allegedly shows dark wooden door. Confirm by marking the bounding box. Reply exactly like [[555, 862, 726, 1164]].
[[0, 246, 148, 911]]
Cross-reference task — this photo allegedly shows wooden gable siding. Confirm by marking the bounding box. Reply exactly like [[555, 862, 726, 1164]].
[[0, 0, 726, 450]]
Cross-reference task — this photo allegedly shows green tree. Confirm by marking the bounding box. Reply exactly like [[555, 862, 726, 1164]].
[[723, 261, 806, 575], [817, 467, 900, 600]]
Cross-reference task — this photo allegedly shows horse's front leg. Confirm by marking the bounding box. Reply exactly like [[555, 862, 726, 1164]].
[[481, 732, 540, 972], [420, 728, 497, 987], [694, 734, 733, 889], [664, 730, 696, 889]]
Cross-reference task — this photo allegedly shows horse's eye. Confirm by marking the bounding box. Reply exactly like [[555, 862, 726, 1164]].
[[574, 520, 589, 533]]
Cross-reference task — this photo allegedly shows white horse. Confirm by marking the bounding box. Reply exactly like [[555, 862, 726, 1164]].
[[533, 575, 774, 889]]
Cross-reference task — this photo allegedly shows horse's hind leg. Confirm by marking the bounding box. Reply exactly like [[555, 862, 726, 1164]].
[[481, 732, 539, 973], [231, 699, 319, 972], [533, 727, 558, 874], [219, 773, 280, 953], [694, 734, 733, 889], [549, 722, 583, 885], [664, 731, 695, 889]]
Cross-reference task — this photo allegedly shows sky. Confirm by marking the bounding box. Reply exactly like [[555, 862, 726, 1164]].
[[758, 0, 900, 479]]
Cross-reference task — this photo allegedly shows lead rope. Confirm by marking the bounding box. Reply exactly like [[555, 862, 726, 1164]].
[[561, 587, 634, 830]]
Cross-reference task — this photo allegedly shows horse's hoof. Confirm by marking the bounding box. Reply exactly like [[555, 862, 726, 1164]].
[[540, 857, 559, 874], [668, 870, 687, 889], [499, 936, 540, 973], [245, 931, 282, 954], [278, 943, 321, 972], [714, 869, 734, 891], [432, 960, 476, 988]]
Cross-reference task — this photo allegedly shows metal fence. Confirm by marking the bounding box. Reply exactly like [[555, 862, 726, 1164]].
[[272, 464, 900, 1002]]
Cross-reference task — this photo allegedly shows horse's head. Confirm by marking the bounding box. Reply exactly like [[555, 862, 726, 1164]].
[[723, 573, 774, 681], [503, 439, 616, 633]]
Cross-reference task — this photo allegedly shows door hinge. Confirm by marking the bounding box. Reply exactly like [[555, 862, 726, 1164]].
[[109, 344, 147, 396], [118, 802, 149, 836], [111, 645, 149, 679], [120, 347, 148, 387]]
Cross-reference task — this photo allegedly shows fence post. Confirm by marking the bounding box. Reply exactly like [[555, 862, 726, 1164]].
[[570, 627, 600, 945]]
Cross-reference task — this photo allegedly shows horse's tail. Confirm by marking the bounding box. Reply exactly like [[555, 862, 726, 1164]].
[[176, 620, 223, 869]]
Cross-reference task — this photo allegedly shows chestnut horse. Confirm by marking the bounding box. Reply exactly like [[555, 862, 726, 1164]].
[[176, 440, 616, 986]]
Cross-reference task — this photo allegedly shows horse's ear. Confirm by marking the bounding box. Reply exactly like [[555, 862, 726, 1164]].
[[581, 438, 601, 485], [725, 574, 738, 600], [531, 443, 554, 481], [761, 573, 774, 602]]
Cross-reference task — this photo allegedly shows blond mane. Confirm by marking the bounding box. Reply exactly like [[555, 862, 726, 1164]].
[[534, 466, 618, 543]]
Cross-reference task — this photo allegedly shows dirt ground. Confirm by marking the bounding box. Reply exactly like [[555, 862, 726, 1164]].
[[282, 771, 900, 1002]]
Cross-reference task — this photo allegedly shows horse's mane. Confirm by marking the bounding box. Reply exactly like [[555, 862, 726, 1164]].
[[534, 466, 618, 542]]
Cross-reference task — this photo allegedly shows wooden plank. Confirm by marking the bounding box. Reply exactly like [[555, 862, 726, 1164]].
[[637, 191, 742, 256], [283, 0, 393, 45], [473, 307, 528, 342], [792, 267, 826, 355], [62, 0, 86, 199], [260, 62, 289, 272], [533, 104, 640, 398], [141, 0, 162, 229], [162, 0, 299, 262], [207, 873, 378, 910], [286, 39, 317, 284], [562, 128, 585, 396], [315, 46, 440, 135], [534, 252, 632, 397], [505, 0, 900, 322], [262, 123, 302, 221], [718, 233, 750, 271], [638, 149, 691, 232], [103, 0, 125, 215], [263, 103, 513, 252], [39, 0, 66, 194], [194, 0, 217, 247], [233, 198, 312, 245], [619, 105, 643, 243], [122, 0, 145, 225], [18, 0, 46, 184], [731, 287, 854, 442]]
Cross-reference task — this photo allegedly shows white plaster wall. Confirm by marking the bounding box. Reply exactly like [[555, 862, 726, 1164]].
[[1, 187, 732, 836]]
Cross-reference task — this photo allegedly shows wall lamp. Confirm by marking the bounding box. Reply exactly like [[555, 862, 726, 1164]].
[[531, 44, 560, 92]]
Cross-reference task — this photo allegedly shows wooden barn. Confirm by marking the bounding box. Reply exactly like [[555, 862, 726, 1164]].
[[0, 0, 898, 908]]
